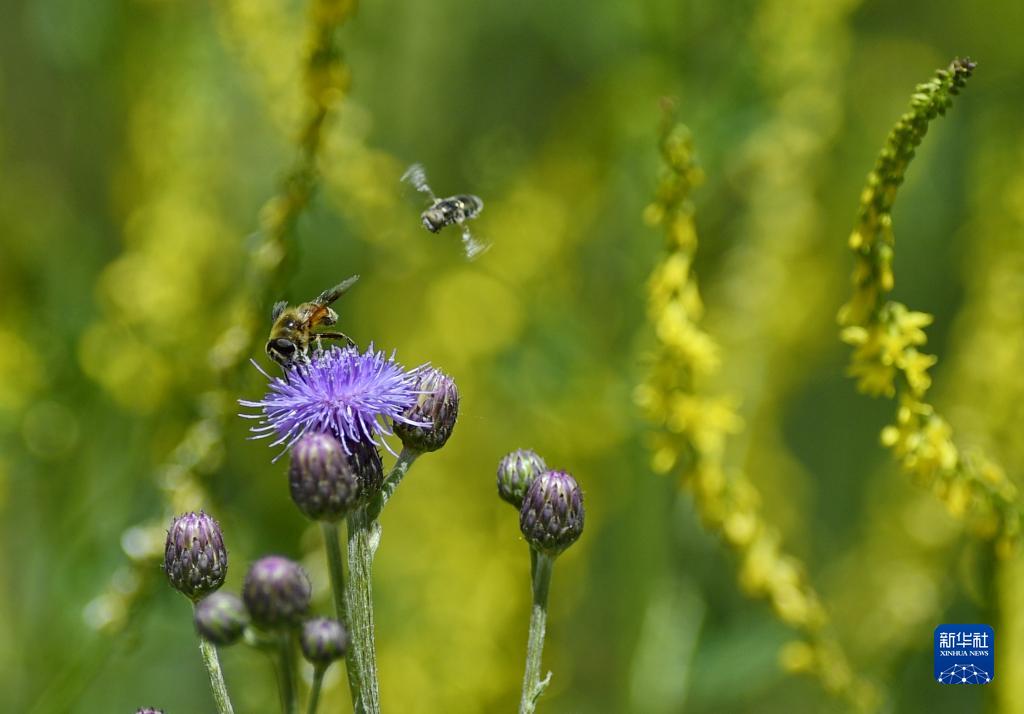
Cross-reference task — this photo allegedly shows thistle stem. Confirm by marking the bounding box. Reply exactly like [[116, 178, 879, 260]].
[[367, 448, 420, 520], [322, 521, 361, 708], [346, 507, 381, 714], [306, 666, 326, 714], [277, 632, 298, 714], [343, 450, 420, 713], [193, 605, 236, 714], [519, 551, 554, 714]]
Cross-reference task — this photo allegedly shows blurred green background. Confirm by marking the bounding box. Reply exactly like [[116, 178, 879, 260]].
[[3, 0, 1024, 711]]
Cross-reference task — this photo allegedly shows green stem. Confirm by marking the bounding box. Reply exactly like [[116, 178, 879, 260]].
[[366, 448, 420, 521], [306, 666, 326, 714], [277, 632, 298, 714], [322, 521, 362, 708], [519, 551, 554, 714], [193, 604, 236, 714], [341, 451, 420, 713], [346, 508, 381, 714]]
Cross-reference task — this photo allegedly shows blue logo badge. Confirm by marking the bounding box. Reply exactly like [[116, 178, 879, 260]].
[[934, 624, 994, 684]]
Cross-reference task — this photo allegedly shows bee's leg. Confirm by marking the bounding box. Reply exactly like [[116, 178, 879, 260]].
[[316, 331, 358, 348]]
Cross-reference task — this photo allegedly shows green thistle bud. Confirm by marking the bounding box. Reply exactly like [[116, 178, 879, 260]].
[[394, 367, 459, 453], [289, 432, 362, 521], [164, 511, 227, 601], [299, 617, 349, 668], [242, 556, 311, 629], [497, 448, 547, 508], [519, 470, 584, 556], [194, 592, 250, 646]]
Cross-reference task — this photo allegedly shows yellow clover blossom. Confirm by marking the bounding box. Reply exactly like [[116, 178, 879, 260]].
[[840, 58, 1023, 549], [639, 113, 876, 711]]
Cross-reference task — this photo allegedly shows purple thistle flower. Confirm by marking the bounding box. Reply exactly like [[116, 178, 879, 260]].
[[240, 345, 428, 460]]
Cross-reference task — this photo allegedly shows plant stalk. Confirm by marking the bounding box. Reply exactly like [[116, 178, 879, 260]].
[[277, 632, 298, 714], [322, 521, 362, 708], [519, 551, 554, 714], [306, 666, 326, 714], [346, 507, 381, 714], [193, 604, 236, 714]]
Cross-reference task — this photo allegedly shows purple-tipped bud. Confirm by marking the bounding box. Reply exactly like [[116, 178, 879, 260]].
[[135, 709, 164, 714], [194, 592, 250, 646], [519, 470, 584, 556], [300, 617, 349, 668], [242, 556, 311, 628], [289, 433, 362, 520], [497, 448, 547, 509], [164, 511, 227, 601], [393, 367, 459, 453]]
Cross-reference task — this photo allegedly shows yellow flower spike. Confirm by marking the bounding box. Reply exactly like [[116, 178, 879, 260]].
[[944, 480, 970, 517], [651, 447, 677, 475], [640, 111, 872, 709], [723, 509, 758, 547], [642, 202, 665, 227], [839, 58, 1023, 548], [880, 426, 900, 447], [89, 0, 359, 637], [780, 640, 816, 674]]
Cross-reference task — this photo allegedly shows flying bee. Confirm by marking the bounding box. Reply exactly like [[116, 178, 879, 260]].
[[401, 163, 489, 259], [266, 275, 360, 369]]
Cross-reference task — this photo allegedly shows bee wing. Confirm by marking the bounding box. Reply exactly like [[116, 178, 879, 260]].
[[401, 163, 436, 201], [460, 225, 491, 260], [458, 194, 484, 218], [271, 300, 289, 322], [315, 274, 360, 306]]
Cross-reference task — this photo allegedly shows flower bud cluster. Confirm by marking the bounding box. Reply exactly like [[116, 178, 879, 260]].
[[496, 449, 585, 557], [166, 513, 347, 670]]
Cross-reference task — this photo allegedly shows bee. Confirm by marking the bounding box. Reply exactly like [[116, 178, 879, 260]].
[[401, 163, 489, 259], [266, 275, 360, 369]]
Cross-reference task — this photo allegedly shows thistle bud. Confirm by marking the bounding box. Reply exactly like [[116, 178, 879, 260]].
[[242, 556, 311, 629], [300, 617, 349, 668], [394, 367, 459, 453], [135, 708, 164, 714], [350, 437, 384, 502], [519, 470, 584, 556], [164, 511, 227, 601], [289, 432, 362, 520], [497, 448, 547, 509], [194, 592, 250, 646]]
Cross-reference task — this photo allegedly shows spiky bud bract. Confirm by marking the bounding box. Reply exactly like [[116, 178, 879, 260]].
[[300, 617, 349, 668], [242, 556, 311, 629], [289, 432, 363, 520], [164, 511, 227, 601], [394, 367, 459, 453], [497, 448, 547, 509], [194, 592, 250, 646], [519, 470, 584, 556]]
